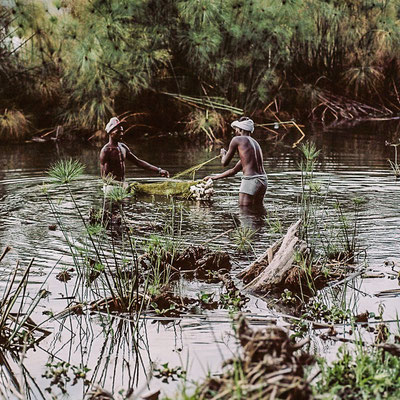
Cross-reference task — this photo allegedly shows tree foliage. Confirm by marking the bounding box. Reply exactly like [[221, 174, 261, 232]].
[[1, 0, 399, 139]]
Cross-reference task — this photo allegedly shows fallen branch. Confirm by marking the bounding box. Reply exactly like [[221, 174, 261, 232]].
[[240, 220, 307, 294]]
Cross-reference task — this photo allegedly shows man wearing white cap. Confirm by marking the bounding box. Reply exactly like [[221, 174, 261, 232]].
[[205, 116, 267, 207], [100, 117, 169, 182]]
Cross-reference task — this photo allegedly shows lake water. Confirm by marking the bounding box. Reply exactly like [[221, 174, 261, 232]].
[[1, 119, 400, 398]]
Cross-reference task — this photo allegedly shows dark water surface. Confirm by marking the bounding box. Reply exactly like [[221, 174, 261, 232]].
[[1, 120, 400, 398]]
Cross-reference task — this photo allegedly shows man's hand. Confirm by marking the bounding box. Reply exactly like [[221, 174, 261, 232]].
[[159, 169, 170, 178], [220, 148, 227, 157], [203, 176, 214, 181]]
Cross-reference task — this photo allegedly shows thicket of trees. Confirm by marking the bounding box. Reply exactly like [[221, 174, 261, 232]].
[[0, 0, 399, 141]]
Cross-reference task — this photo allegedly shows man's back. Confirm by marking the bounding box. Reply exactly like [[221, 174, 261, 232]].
[[235, 136, 266, 176]]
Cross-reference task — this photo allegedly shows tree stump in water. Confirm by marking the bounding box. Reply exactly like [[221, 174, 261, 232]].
[[238, 220, 307, 294]]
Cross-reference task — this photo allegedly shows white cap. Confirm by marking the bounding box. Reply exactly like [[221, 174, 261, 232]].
[[105, 117, 121, 134], [231, 118, 254, 133]]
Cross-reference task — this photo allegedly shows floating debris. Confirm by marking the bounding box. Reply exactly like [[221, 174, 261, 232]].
[[196, 315, 314, 399], [56, 269, 73, 282]]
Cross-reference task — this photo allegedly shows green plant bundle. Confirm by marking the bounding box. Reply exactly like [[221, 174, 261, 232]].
[[130, 180, 200, 198]]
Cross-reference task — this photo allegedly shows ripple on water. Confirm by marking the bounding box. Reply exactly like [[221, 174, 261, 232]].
[[2, 127, 400, 396]]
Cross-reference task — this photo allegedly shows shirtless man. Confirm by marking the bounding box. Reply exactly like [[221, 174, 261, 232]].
[[100, 117, 169, 181], [205, 117, 267, 206]]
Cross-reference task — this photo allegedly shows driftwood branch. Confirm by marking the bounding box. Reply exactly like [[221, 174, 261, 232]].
[[239, 220, 307, 294]]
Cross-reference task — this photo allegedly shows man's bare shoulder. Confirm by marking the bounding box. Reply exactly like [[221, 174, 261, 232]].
[[229, 136, 241, 146], [100, 143, 112, 153], [119, 142, 131, 151]]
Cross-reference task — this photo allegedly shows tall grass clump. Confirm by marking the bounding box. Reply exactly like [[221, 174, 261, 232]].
[[298, 141, 321, 244], [0, 109, 30, 141], [289, 0, 400, 109], [0, 248, 50, 351], [185, 109, 225, 142], [231, 226, 257, 254], [294, 142, 365, 300]]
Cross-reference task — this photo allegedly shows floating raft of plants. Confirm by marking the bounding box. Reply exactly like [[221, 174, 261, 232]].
[[130, 156, 218, 200], [130, 178, 214, 200]]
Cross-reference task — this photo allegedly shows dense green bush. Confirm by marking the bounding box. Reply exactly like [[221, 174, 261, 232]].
[[1, 0, 399, 139]]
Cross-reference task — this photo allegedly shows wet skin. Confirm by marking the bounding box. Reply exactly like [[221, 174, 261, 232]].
[[205, 128, 266, 207], [99, 125, 169, 182]]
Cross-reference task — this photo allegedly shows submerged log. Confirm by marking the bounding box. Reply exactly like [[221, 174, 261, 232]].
[[239, 220, 307, 294]]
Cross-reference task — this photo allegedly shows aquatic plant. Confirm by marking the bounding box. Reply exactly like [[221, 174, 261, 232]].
[[230, 226, 257, 254], [0, 248, 50, 351], [298, 142, 365, 263], [141, 234, 178, 297], [153, 362, 186, 383], [333, 197, 365, 262], [385, 140, 400, 179], [265, 208, 283, 235], [315, 344, 400, 399], [103, 184, 131, 202], [0, 109, 30, 142], [43, 360, 90, 395], [48, 159, 85, 184], [185, 109, 226, 142]]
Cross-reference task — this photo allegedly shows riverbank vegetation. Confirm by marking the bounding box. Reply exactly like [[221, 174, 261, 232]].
[[1, 0, 399, 141]]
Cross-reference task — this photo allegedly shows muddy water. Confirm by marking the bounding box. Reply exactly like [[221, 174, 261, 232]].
[[1, 120, 400, 398]]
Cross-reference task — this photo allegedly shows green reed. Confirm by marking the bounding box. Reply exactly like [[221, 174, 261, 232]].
[[45, 160, 187, 315], [295, 142, 366, 303], [0, 247, 53, 352], [386, 141, 400, 179], [314, 342, 400, 399], [47, 160, 138, 312]]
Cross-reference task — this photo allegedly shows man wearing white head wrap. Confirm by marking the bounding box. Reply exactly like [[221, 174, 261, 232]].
[[204, 117, 267, 207], [230, 118, 255, 133], [100, 117, 169, 182]]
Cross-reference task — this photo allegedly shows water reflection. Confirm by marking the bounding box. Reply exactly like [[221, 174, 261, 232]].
[[237, 204, 266, 231], [1, 121, 400, 397]]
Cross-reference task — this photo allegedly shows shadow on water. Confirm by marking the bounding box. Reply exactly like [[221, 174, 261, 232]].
[[1, 120, 400, 397]]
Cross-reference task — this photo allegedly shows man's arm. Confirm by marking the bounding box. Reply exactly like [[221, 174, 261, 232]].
[[221, 137, 239, 167], [99, 147, 109, 178], [205, 160, 242, 181], [124, 145, 170, 177]]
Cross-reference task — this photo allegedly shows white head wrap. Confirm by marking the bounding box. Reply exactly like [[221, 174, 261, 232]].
[[231, 118, 254, 133], [106, 117, 122, 134]]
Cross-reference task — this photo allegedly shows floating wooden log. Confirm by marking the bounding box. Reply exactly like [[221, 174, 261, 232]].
[[238, 220, 307, 294]]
